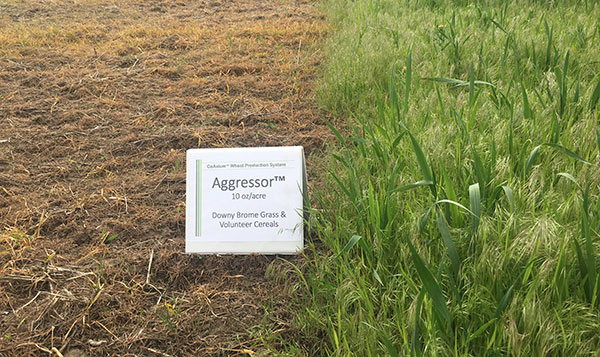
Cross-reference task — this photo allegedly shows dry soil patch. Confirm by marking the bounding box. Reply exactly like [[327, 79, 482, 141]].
[[0, 0, 328, 355]]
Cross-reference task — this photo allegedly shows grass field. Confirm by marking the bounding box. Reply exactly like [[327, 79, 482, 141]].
[[299, 0, 600, 355]]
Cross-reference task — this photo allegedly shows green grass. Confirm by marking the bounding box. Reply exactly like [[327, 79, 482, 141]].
[[297, 0, 600, 355]]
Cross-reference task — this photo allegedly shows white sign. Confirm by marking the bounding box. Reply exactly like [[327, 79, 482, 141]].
[[186, 146, 306, 254]]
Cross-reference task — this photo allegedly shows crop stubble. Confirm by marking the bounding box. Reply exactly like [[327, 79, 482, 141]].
[[0, 0, 328, 355]]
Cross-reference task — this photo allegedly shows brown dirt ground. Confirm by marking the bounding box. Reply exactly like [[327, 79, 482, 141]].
[[0, 0, 330, 355]]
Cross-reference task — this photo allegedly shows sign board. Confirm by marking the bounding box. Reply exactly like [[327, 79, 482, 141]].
[[186, 146, 306, 254]]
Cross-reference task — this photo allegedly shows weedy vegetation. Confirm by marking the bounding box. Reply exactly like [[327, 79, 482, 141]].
[[299, 0, 600, 355]]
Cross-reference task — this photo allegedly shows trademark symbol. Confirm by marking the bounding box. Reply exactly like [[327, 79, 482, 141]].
[[274, 175, 285, 182]]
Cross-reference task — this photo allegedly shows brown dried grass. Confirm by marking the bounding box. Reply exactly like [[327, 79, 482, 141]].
[[0, 0, 329, 355]]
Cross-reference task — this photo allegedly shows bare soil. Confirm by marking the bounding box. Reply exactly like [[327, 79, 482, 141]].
[[0, 0, 328, 355]]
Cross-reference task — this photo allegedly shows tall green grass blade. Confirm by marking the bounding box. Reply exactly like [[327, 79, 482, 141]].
[[381, 335, 400, 357], [372, 268, 383, 286], [533, 87, 546, 109], [436, 209, 460, 278], [544, 19, 553, 69], [469, 183, 482, 233], [466, 318, 497, 345], [390, 64, 401, 120], [559, 51, 569, 117], [419, 205, 435, 233], [392, 132, 406, 150], [557, 172, 579, 188], [472, 149, 487, 201], [347, 137, 368, 144], [554, 309, 568, 350], [451, 105, 468, 137], [405, 50, 412, 113], [406, 239, 451, 329], [386, 159, 403, 195], [557, 174, 597, 304], [322, 116, 346, 145], [390, 180, 433, 194], [494, 284, 515, 319], [502, 185, 514, 213], [523, 145, 542, 176], [590, 76, 600, 111], [330, 171, 354, 203], [574, 75, 581, 104], [490, 18, 508, 34], [424, 77, 495, 88], [582, 183, 597, 304], [437, 199, 477, 217], [405, 130, 436, 197], [545, 144, 590, 164], [521, 82, 533, 119], [435, 85, 445, 119], [469, 62, 475, 107], [508, 112, 514, 157], [524, 144, 590, 176], [530, 39, 537, 68], [490, 259, 536, 330], [331, 153, 351, 169], [572, 237, 588, 291], [337, 234, 362, 257], [420, 199, 478, 232], [551, 111, 560, 144], [411, 288, 426, 357], [441, 166, 461, 225], [522, 253, 538, 287]]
